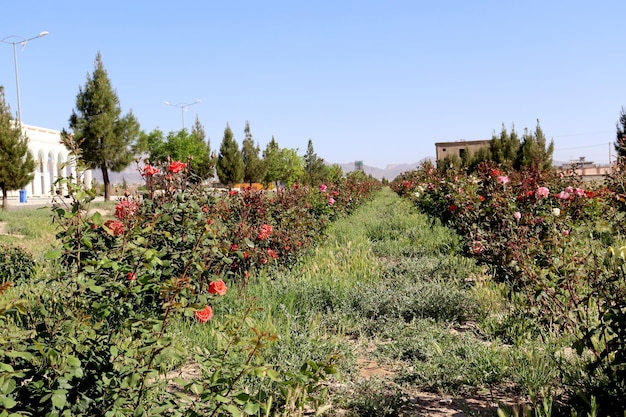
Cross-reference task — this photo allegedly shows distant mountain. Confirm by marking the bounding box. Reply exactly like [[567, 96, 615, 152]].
[[91, 166, 144, 186], [335, 157, 434, 181]]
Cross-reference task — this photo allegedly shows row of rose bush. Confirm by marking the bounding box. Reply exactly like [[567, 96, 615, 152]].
[[0, 161, 380, 416], [392, 161, 610, 286], [391, 161, 626, 413]]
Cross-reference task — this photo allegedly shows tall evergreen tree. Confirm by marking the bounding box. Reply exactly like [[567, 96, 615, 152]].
[[615, 106, 626, 165], [263, 136, 281, 187], [0, 87, 35, 210], [304, 139, 327, 184], [515, 120, 554, 171], [216, 123, 244, 187], [241, 121, 265, 186], [64, 52, 140, 200], [190, 116, 214, 180], [490, 124, 520, 167]]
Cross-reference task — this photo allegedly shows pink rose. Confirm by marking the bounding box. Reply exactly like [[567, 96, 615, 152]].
[[535, 187, 550, 199]]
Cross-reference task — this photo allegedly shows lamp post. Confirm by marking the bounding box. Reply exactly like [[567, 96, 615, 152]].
[[1, 31, 48, 124], [164, 99, 200, 130]]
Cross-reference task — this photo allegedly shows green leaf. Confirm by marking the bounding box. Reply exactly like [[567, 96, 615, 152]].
[[224, 404, 242, 417], [0, 395, 17, 409], [44, 250, 63, 260], [242, 402, 259, 415], [66, 355, 81, 367], [51, 390, 67, 409], [133, 405, 144, 417], [91, 211, 102, 225]]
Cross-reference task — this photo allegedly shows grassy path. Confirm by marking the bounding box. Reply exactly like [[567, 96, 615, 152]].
[[236, 187, 539, 416], [1, 189, 548, 415]]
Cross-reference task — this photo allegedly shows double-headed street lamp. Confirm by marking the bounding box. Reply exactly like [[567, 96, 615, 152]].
[[164, 99, 201, 130], [1, 31, 48, 123]]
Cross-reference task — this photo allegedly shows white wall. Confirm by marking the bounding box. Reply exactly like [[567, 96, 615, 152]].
[[8, 124, 92, 197]]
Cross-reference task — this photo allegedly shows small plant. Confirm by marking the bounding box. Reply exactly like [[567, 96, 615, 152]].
[[0, 243, 36, 284], [344, 379, 405, 417]]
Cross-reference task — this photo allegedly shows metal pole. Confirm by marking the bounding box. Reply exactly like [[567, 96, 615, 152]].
[[12, 42, 21, 123], [164, 100, 200, 130], [2, 32, 48, 123]]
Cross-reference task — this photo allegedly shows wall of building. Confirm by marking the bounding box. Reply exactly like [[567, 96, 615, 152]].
[[434, 140, 491, 161], [8, 124, 92, 198]]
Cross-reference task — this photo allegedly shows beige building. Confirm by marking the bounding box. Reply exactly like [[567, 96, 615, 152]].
[[434, 139, 491, 162]]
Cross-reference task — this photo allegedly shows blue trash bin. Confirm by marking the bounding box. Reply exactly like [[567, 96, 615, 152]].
[[19, 189, 27, 203]]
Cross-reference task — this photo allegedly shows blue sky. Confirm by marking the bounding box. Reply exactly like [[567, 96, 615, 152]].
[[2, 1, 625, 168]]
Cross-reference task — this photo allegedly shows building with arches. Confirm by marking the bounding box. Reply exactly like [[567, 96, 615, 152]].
[[9, 124, 92, 198]]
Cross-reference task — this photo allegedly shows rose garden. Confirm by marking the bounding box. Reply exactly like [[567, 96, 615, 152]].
[[1, 150, 625, 416]]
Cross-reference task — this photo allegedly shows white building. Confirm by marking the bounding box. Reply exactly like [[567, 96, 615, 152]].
[[10, 124, 92, 198]]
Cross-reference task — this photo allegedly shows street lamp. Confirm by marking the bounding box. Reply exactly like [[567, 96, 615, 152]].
[[164, 99, 201, 130], [1, 31, 48, 123]]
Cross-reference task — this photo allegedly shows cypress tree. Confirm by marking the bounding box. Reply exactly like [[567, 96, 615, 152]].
[[216, 123, 244, 187], [64, 52, 140, 200], [304, 139, 326, 184], [241, 121, 265, 186], [0, 86, 35, 210], [615, 107, 626, 165]]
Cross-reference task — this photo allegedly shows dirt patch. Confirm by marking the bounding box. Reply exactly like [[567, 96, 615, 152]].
[[87, 208, 111, 217]]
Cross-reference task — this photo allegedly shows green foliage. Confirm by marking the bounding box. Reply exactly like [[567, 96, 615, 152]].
[[615, 106, 626, 165], [0, 243, 36, 284], [216, 123, 244, 186], [0, 146, 381, 416], [145, 118, 214, 181], [436, 121, 554, 173], [0, 86, 35, 210], [342, 379, 405, 417], [261, 138, 305, 187], [241, 121, 265, 185], [392, 160, 626, 413], [65, 52, 141, 200], [489, 123, 520, 168], [514, 120, 554, 172], [387, 319, 508, 394], [304, 139, 327, 185]]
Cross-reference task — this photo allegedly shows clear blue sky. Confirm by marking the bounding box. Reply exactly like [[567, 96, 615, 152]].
[[2, 1, 625, 168]]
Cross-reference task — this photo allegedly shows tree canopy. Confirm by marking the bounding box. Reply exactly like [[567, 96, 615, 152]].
[[241, 121, 265, 185], [0, 86, 35, 209], [64, 52, 140, 200], [514, 120, 554, 172], [440, 120, 554, 173], [262, 137, 305, 187], [145, 117, 214, 181], [615, 106, 626, 165], [216, 123, 244, 187], [489, 124, 520, 167], [304, 139, 327, 185]]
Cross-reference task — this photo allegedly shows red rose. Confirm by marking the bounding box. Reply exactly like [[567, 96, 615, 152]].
[[143, 165, 159, 176], [104, 219, 124, 236], [168, 161, 187, 173], [208, 279, 227, 296], [195, 305, 213, 323]]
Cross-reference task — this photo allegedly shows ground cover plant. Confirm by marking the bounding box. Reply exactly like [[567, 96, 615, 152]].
[[391, 160, 626, 416]]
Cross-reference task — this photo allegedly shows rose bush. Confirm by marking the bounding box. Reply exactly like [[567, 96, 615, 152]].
[[0, 156, 380, 416], [392, 160, 626, 412]]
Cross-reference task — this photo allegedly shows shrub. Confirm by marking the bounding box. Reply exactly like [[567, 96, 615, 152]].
[[0, 243, 36, 284]]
